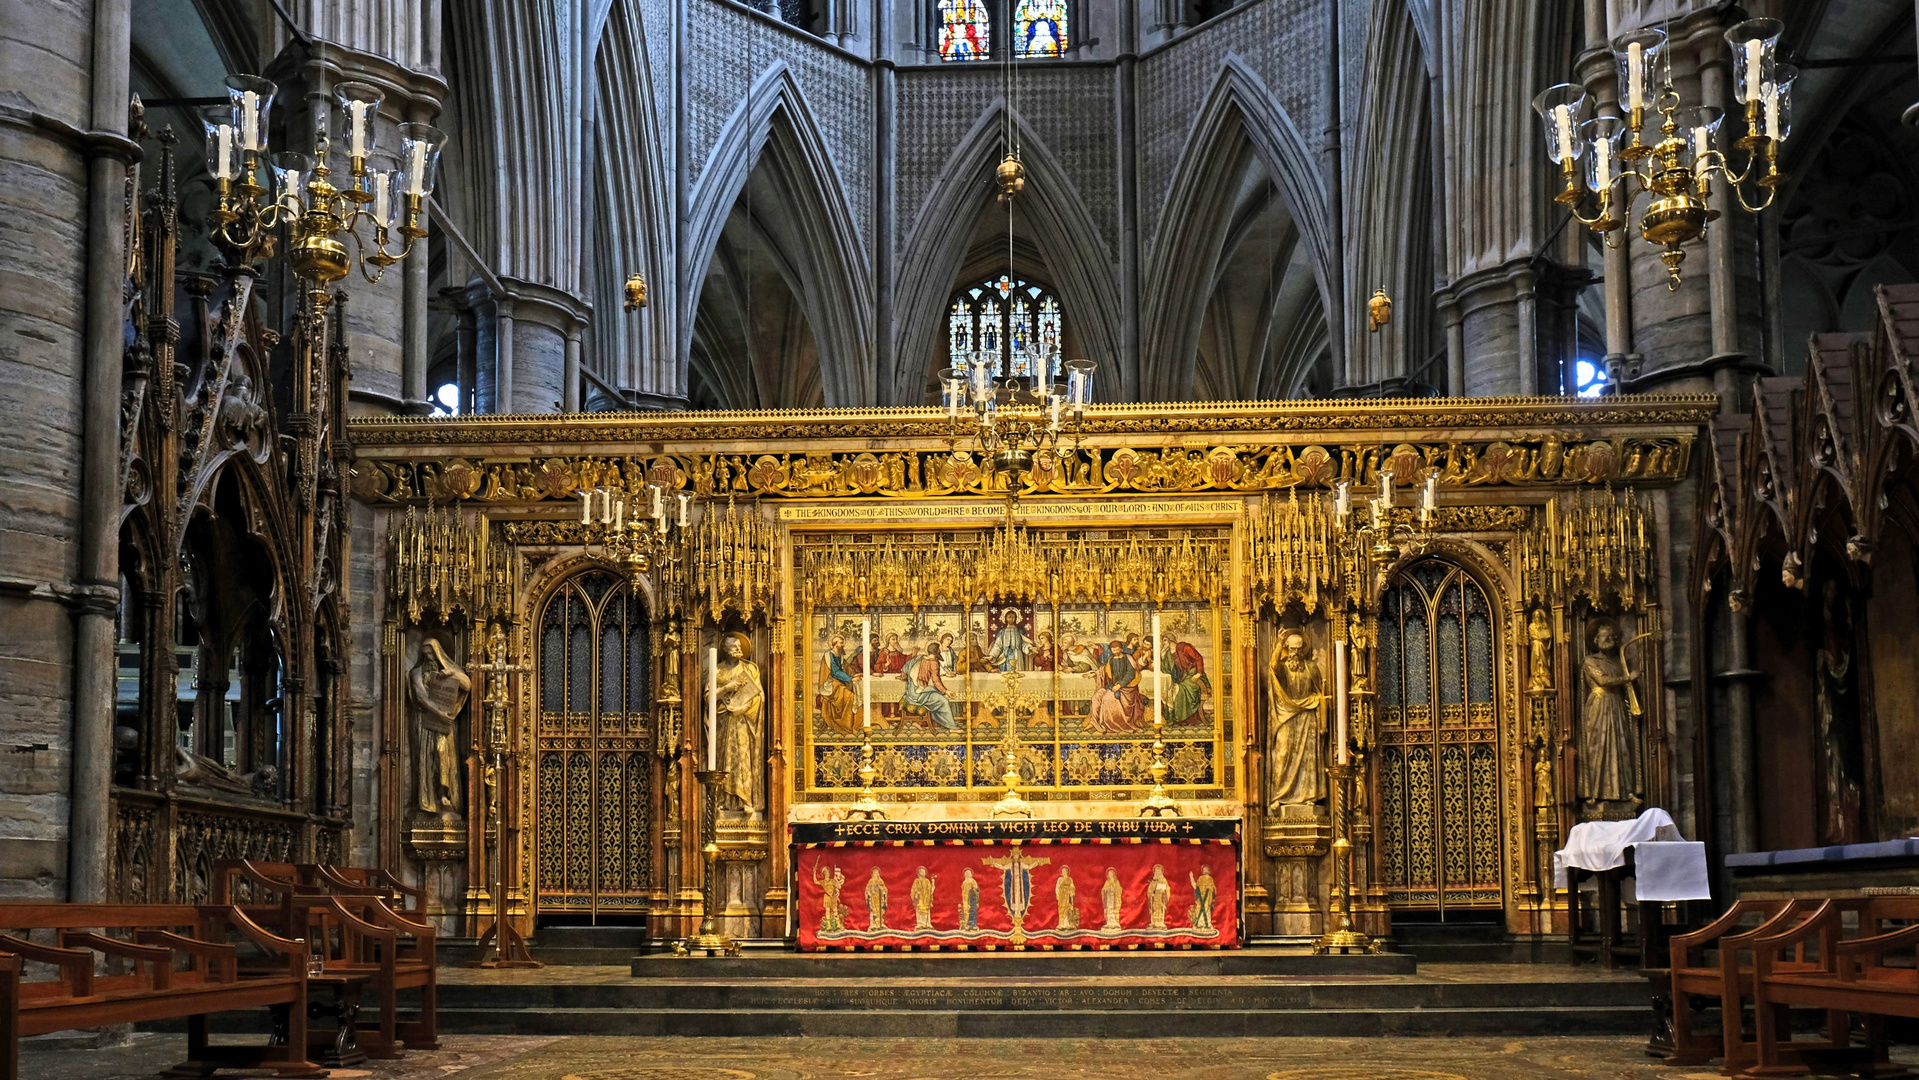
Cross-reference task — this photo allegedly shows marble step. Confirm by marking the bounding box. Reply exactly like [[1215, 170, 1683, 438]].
[[628, 949, 1416, 978]]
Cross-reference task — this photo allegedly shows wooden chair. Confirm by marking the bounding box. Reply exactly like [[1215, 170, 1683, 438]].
[[1666, 898, 1826, 1071]]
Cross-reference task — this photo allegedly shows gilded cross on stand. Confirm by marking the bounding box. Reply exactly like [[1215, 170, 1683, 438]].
[[469, 621, 540, 968]]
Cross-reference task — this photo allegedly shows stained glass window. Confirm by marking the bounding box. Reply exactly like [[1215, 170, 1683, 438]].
[[938, 0, 991, 61], [945, 275, 1064, 380], [1014, 0, 1067, 57]]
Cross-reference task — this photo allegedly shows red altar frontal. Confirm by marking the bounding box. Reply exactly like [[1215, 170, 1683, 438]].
[[791, 819, 1240, 951]]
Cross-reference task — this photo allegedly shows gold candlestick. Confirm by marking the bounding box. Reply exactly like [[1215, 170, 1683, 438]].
[[1314, 760, 1376, 954], [673, 769, 741, 957]]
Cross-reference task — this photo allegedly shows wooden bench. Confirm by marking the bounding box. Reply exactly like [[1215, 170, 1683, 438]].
[[0, 903, 323, 1080], [1665, 898, 1851, 1072], [216, 860, 438, 1059], [1744, 897, 1919, 1078]]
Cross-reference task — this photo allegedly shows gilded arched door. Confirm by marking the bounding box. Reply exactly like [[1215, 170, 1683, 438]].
[[534, 571, 652, 920], [1375, 560, 1503, 914]]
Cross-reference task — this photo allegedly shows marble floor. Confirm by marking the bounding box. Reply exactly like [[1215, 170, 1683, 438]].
[[27, 1033, 1919, 1080]]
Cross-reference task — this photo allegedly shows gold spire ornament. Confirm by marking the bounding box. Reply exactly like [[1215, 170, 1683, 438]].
[[1367, 288, 1392, 332], [995, 152, 1026, 204]]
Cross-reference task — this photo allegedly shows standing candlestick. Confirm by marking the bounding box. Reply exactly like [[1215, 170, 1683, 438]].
[[1151, 613, 1163, 724], [848, 616, 886, 820], [1139, 609, 1178, 818], [671, 769, 741, 957], [1334, 640, 1350, 766], [861, 616, 872, 729], [705, 646, 718, 771]]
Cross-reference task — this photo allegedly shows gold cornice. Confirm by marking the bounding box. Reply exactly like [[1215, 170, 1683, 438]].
[[348, 395, 1719, 451]]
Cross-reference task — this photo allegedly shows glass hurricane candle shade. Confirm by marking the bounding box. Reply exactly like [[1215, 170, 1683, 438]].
[[333, 81, 385, 162], [1531, 84, 1589, 165], [199, 106, 239, 181], [1760, 67, 1799, 142], [1581, 117, 1624, 194], [1726, 18, 1783, 106], [1611, 27, 1668, 115], [396, 123, 448, 198], [222, 73, 276, 154], [1678, 106, 1724, 167], [1064, 358, 1095, 411], [270, 153, 314, 216]]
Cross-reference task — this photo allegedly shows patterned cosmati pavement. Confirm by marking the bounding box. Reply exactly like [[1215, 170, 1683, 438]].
[[28, 1033, 1919, 1080]]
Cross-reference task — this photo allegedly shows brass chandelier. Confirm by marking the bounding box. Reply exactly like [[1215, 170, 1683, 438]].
[[201, 74, 446, 307], [1534, 18, 1794, 289]]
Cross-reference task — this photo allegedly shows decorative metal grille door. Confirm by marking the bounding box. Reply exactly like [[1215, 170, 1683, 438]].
[[534, 571, 652, 918], [1374, 560, 1503, 913]]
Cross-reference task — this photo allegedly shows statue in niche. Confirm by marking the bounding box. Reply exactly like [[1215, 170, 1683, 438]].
[[410, 636, 470, 816], [1527, 608, 1554, 691], [1266, 629, 1327, 814], [1576, 620, 1639, 811], [1817, 581, 1862, 844], [715, 632, 767, 817]]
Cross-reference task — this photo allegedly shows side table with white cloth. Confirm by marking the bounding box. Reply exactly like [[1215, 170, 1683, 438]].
[[1554, 808, 1713, 972]]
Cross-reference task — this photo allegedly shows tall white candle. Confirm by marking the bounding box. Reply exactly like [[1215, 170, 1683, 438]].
[[1744, 39, 1763, 103], [1597, 142, 1613, 188], [677, 493, 690, 528], [242, 90, 261, 150], [372, 174, 390, 226], [407, 139, 428, 195], [1690, 125, 1709, 162], [1627, 42, 1644, 111], [348, 100, 367, 158], [861, 616, 872, 730], [1151, 612, 1163, 726], [1764, 89, 1781, 140], [216, 125, 235, 179], [581, 490, 592, 524], [1553, 104, 1574, 159], [1334, 641, 1349, 766], [706, 645, 719, 770], [651, 485, 663, 520], [1335, 481, 1350, 521]]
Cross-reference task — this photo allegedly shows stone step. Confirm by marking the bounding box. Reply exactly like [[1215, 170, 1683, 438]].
[[429, 1004, 1651, 1038], [628, 949, 1415, 978], [436, 978, 1647, 1013]]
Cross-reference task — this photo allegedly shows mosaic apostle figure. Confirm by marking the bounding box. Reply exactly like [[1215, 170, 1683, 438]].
[[815, 635, 858, 734], [1055, 866, 1079, 931], [410, 637, 470, 815], [911, 867, 936, 930], [1266, 630, 1327, 812], [865, 868, 888, 932], [1576, 620, 1638, 808], [716, 633, 767, 817], [1101, 868, 1124, 930]]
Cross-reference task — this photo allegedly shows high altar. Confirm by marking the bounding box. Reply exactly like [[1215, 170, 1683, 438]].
[[352, 394, 1711, 944]]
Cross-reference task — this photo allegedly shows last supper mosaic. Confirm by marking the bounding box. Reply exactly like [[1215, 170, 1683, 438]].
[[792, 525, 1236, 803]]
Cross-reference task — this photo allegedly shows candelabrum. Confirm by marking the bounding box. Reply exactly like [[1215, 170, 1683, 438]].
[[199, 74, 445, 310], [1534, 18, 1793, 289], [1138, 703, 1179, 818], [1313, 759, 1377, 954], [986, 671, 1042, 818], [847, 617, 885, 821], [1330, 467, 1441, 607], [673, 769, 742, 957], [580, 485, 688, 594], [471, 622, 539, 968], [939, 353, 1096, 483]]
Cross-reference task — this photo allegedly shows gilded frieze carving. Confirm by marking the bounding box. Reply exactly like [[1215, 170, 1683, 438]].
[[354, 437, 1694, 507]]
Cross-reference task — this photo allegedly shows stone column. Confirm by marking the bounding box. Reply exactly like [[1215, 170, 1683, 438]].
[[1581, 0, 1634, 385], [499, 280, 589, 414], [1116, 1, 1141, 402], [563, 325, 583, 412], [494, 298, 515, 413]]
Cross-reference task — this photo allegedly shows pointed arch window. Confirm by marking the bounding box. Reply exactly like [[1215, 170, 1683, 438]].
[[1013, 0, 1068, 56], [947, 275, 1063, 380], [937, 0, 991, 61]]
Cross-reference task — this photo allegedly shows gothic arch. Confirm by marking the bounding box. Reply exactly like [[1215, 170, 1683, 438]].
[[587, 0, 676, 399], [683, 62, 874, 407], [1141, 55, 1333, 401], [890, 102, 1123, 405]]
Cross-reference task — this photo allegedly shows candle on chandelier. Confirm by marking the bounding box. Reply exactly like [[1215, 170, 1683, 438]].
[[1422, 473, 1438, 523], [1378, 466, 1392, 506], [706, 646, 719, 770], [581, 490, 592, 524], [1627, 41, 1644, 111], [1596, 139, 1614, 188], [1335, 481, 1350, 523], [1764, 87, 1781, 140], [1552, 104, 1574, 160], [215, 124, 235, 180], [372, 173, 391, 227], [613, 497, 625, 533], [1744, 39, 1763, 103], [1048, 395, 1062, 433], [678, 493, 690, 528], [1690, 124, 1710, 163], [861, 616, 872, 731], [347, 99, 368, 159], [651, 485, 663, 521], [241, 89, 262, 151], [1334, 640, 1349, 766], [407, 139, 428, 196]]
